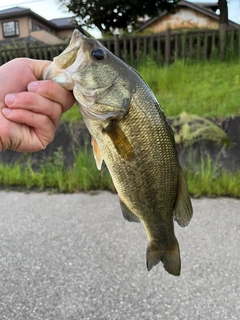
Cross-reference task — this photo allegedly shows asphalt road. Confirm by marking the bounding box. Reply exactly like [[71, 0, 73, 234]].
[[0, 191, 239, 320]]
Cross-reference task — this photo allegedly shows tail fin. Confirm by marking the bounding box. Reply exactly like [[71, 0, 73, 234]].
[[146, 240, 181, 276]]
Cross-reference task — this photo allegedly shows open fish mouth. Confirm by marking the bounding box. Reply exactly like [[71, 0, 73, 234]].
[[43, 30, 86, 89], [44, 29, 122, 121], [53, 29, 85, 70]]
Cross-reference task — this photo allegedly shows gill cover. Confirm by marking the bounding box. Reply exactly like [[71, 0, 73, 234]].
[[72, 44, 134, 120]]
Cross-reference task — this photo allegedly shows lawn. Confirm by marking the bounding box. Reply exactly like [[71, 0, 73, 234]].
[[61, 59, 240, 122], [1, 59, 240, 197]]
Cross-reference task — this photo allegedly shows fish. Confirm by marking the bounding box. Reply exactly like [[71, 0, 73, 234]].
[[43, 29, 193, 276]]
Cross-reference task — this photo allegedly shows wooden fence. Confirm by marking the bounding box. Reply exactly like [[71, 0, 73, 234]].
[[1, 28, 240, 66], [102, 28, 240, 65]]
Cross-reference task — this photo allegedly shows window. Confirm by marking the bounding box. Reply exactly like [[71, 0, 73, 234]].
[[2, 21, 19, 37], [32, 21, 44, 31]]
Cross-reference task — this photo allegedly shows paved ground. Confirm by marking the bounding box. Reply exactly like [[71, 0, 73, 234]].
[[0, 191, 239, 320]]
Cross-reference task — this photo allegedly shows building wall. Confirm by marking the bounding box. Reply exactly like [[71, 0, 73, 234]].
[[55, 29, 74, 40], [0, 16, 54, 40], [0, 14, 68, 44], [146, 8, 219, 34], [30, 30, 64, 44], [0, 16, 29, 40]]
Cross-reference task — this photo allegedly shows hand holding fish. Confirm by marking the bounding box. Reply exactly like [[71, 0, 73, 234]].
[[0, 58, 75, 152]]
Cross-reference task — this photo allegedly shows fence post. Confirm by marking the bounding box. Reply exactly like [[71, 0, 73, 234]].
[[25, 42, 30, 58], [219, 23, 227, 62], [114, 34, 120, 57], [165, 28, 171, 65]]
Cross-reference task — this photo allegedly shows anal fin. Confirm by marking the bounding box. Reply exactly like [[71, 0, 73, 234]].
[[173, 166, 193, 227], [119, 199, 140, 223]]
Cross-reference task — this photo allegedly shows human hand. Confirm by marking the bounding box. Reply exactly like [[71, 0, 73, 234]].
[[0, 58, 75, 152]]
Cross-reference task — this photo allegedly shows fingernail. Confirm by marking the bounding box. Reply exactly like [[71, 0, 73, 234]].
[[2, 107, 11, 116], [28, 81, 39, 92], [5, 94, 15, 105]]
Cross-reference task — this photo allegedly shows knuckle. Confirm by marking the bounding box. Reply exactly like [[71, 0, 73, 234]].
[[42, 80, 58, 97], [46, 101, 61, 120], [21, 92, 36, 106]]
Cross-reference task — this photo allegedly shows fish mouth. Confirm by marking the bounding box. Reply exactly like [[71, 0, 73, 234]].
[[54, 29, 86, 69], [65, 31, 121, 121], [44, 29, 123, 121], [69, 29, 85, 45], [43, 29, 86, 89]]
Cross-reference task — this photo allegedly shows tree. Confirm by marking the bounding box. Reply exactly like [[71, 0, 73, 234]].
[[59, 0, 179, 35]]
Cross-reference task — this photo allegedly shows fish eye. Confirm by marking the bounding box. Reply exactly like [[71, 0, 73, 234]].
[[92, 48, 105, 61]]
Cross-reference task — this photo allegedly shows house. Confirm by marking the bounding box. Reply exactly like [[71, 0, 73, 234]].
[[138, 1, 240, 34], [0, 6, 89, 46]]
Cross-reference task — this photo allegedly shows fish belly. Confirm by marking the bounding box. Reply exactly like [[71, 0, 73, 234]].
[[84, 99, 181, 275]]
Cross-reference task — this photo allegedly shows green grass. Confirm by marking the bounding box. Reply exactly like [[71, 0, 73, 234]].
[[0, 149, 239, 198], [0, 147, 115, 193], [1, 59, 240, 197], [61, 59, 240, 122], [138, 59, 240, 118], [61, 103, 82, 122], [185, 157, 240, 198]]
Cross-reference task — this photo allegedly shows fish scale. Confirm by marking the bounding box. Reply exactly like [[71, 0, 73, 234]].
[[43, 29, 193, 276]]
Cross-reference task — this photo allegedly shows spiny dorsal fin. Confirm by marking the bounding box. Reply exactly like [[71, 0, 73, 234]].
[[173, 166, 193, 227]]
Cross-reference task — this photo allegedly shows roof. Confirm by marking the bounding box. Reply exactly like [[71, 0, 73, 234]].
[[0, 6, 90, 36], [138, 0, 240, 31], [0, 6, 57, 29], [50, 17, 76, 28], [0, 6, 30, 16], [191, 2, 219, 11]]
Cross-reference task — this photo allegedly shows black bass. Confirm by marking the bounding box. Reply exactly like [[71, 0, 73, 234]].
[[43, 30, 193, 276]]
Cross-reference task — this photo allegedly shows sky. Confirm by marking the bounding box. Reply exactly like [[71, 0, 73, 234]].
[[0, 0, 240, 37]]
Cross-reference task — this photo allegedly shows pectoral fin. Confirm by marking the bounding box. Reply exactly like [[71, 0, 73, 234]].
[[173, 166, 193, 227], [104, 121, 134, 161], [91, 137, 103, 170], [119, 199, 140, 223]]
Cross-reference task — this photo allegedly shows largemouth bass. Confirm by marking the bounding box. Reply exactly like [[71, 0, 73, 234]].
[[44, 30, 193, 276]]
